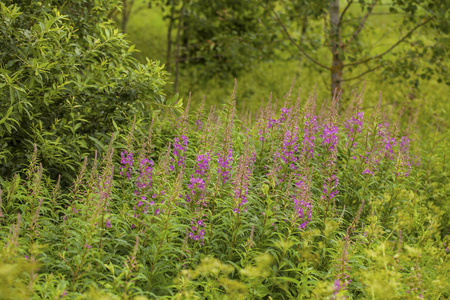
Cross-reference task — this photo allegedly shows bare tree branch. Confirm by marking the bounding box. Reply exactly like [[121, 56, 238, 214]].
[[272, 10, 330, 70], [339, 12, 406, 26], [345, 18, 432, 67], [342, 65, 382, 82], [344, 0, 377, 48], [339, 0, 354, 27]]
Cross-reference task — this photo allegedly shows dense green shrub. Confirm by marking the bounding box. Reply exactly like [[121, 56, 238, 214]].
[[0, 85, 448, 299], [0, 1, 182, 182]]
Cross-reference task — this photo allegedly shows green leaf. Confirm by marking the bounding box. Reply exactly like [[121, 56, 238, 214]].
[[0, 106, 13, 125]]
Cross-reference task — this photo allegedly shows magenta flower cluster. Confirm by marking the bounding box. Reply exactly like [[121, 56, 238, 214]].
[[187, 153, 211, 204], [171, 135, 188, 171], [321, 124, 339, 153], [345, 111, 364, 148], [120, 150, 160, 227], [233, 151, 257, 213], [189, 219, 206, 244], [278, 127, 299, 170], [136, 158, 154, 191], [292, 179, 313, 230], [322, 174, 339, 201], [267, 107, 292, 130], [302, 112, 319, 159], [120, 150, 134, 179], [378, 123, 397, 159], [217, 148, 233, 184]]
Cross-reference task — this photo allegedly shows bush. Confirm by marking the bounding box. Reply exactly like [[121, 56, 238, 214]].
[[0, 1, 182, 183]]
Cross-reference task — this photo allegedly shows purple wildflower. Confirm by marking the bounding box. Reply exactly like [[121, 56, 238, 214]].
[[362, 169, 373, 175], [378, 123, 397, 160], [345, 110, 364, 148], [278, 127, 299, 169], [186, 153, 211, 204], [195, 154, 211, 177], [196, 119, 203, 130], [302, 112, 319, 159], [322, 173, 339, 202], [218, 148, 233, 184], [188, 218, 206, 245], [120, 150, 134, 178], [333, 278, 342, 295], [278, 107, 292, 125], [171, 135, 188, 171], [136, 158, 154, 191], [233, 147, 256, 214], [397, 136, 412, 177], [321, 124, 339, 153], [292, 179, 313, 230]]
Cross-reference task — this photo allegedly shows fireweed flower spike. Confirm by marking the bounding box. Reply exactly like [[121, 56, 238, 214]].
[[232, 143, 257, 214], [280, 125, 299, 170], [171, 135, 188, 172], [194, 96, 206, 131], [291, 177, 313, 230], [344, 87, 365, 150], [218, 101, 235, 185], [321, 93, 339, 221], [136, 158, 154, 190], [187, 153, 211, 205], [218, 148, 233, 185], [377, 122, 398, 160], [186, 153, 211, 244], [120, 150, 134, 179], [360, 92, 384, 175], [188, 218, 206, 245], [396, 135, 412, 177], [302, 94, 319, 161]]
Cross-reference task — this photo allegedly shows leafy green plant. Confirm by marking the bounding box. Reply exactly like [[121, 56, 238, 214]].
[[0, 1, 182, 184]]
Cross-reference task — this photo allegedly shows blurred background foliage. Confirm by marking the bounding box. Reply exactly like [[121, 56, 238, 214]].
[[115, 0, 449, 130]]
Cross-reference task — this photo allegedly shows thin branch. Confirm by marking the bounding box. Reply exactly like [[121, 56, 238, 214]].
[[272, 10, 330, 70], [344, 0, 377, 48], [345, 18, 432, 67], [339, 12, 406, 26], [339, 0, 354, 27], [107, 7, 119, 19], [341, 65, 382, 82], [320, 73, 330, 93]]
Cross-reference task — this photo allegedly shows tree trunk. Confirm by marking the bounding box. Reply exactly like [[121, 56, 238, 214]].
[[166, 3, 175, 73], [329, 0, 343, 98], [174, 1, 186, 93], [122, 0, 128, 33]]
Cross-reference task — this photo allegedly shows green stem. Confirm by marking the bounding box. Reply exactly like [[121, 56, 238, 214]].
[[228, 212, 241, 260]]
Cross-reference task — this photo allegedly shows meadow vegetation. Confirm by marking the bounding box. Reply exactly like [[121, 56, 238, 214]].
[[1, 83, 449, 298]]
